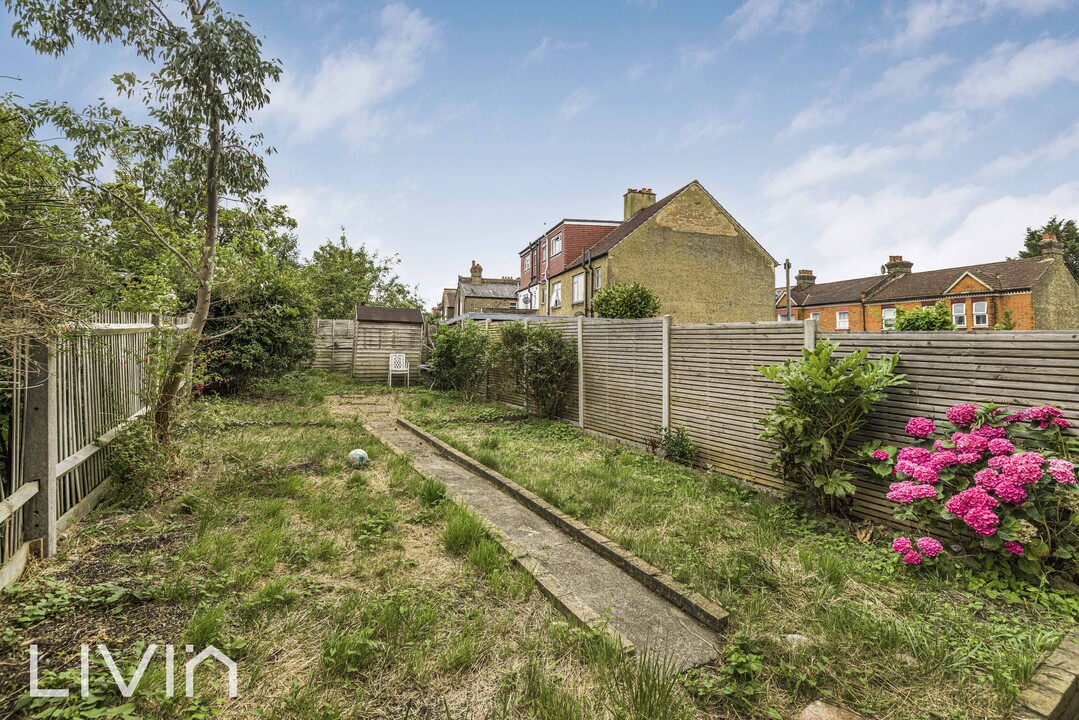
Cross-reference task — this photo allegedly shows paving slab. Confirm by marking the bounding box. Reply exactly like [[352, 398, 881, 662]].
[[357, 400, 722, 670]]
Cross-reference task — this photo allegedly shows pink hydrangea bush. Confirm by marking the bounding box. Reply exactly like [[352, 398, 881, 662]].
[[865, 402, 1079, 576]]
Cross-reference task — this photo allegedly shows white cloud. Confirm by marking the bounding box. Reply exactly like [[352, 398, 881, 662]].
[[765, 181, 1079, 284], [763, 143, 913, 197], [678, 111, 741, 149], [865, 54, 953, 100], [882, 0, 1071, 53], [626, 61, 652, 81], [556, 87, 596, 121], [727, 0, 833, 44], [897, 110, 969, 156], [954, 37, 1079, 109], [979, 120, 1079, 178], [783, 100, 849, 137], [678, 44, 718, 70], [266, 3, 438, 147], [520, 37, 588, 70]]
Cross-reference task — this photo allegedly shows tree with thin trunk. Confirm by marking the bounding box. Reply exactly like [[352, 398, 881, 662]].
[[6, 0, 281, 442]]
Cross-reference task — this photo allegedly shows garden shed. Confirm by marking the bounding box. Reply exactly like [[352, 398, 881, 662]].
[[352, 306, 424, 385]]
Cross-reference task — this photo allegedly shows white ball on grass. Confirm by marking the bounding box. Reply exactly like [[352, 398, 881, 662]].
[[347, 449, 369, 467]]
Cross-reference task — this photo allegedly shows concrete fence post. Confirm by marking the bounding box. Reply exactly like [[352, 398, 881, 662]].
[[577, 315, 585, 429], [661, 315, 672, 430], [23, 339, 58, 557], [803, 318, 819, 350]]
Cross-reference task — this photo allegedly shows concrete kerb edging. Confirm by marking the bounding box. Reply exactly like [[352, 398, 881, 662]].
[[395, 417, 730, 634], [1012, 631, 1079, 720], [369, 423, 636, 657]]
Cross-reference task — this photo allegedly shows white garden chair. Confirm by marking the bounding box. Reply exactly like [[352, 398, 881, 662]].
[[388, 353, 410, 387]]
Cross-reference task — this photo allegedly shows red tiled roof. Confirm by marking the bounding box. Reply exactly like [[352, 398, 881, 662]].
[[870, 256, 1056, 302]]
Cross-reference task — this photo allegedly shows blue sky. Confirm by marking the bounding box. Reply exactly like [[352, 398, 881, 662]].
[[4, 0, 1079, 306]]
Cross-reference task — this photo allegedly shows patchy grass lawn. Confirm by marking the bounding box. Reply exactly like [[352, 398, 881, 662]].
[[404, 390, 1079, 720], [1, 372, 675, 719]]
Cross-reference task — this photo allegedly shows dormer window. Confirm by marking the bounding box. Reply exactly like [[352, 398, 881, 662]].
[[523, 254, 531, 272], [550, 233, 562, 256]]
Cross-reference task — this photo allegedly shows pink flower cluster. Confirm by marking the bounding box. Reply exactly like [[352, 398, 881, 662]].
[[952, 432, 989, 455], [987, 438, 1015, 455], [892, 536, 943, 564], [944, 487, 1000, 536], [947, 404, 979, 427], [1003, 541, 1024, 556], [1015, 405, 1070, 429], [905, 416, 936, 438], [886, 481, 938, 504], [871, 450, 890, 461], [1048, 458, 1077, 485]]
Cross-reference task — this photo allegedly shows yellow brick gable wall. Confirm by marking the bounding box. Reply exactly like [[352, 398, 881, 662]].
[[1032, 259, 1079, 329], [604, 184, 775, 324]]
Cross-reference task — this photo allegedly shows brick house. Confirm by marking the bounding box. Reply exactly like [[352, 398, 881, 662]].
[[438, 288, 457, 319], [454, 261, 519, 316], [777, 234, 1079, 331], [519, 181, 778, 323]]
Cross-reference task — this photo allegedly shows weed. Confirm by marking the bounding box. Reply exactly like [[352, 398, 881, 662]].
[[442, 505, 487, 555]]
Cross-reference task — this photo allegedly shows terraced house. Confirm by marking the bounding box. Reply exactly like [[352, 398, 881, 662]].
[[777, 234, 1079, 331], [517, 180, 778, 324]]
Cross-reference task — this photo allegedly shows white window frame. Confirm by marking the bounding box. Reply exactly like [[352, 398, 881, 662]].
[[551, 281, 562, 308], [882, 307, 897, 330], [836, 310, 849, 330], [523, 254, 531, 272], [550, 233, 563, 257], [572, 273, 584, 304], [594, 267, 602, 292], [952, 302, 966, 328], [810, 311, 820, 322], [973, 301, 988, 327]]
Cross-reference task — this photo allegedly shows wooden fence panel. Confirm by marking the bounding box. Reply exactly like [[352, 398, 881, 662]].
[[670, 323, 805, 488], [535, 318, 580, 424], [487, 322, 525, 407], [580, 318, 664, 445], [824, 330, 1079, 526], [352, 322, 423, 385]]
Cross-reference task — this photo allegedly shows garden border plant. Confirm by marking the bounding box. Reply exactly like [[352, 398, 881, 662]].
[[493, 321, 576, 419], [758, 340, 907, 514], [866, 402, 1079, 577]]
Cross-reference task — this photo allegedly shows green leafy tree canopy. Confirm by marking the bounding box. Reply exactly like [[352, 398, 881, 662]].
[[894, 301, 955, 332], [1018, 216, 1078, 283], [591, 282, 662, 319], [303, 231, 421, 318]]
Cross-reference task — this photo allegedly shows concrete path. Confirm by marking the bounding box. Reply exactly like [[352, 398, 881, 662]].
[[340, 394, 722, 670]]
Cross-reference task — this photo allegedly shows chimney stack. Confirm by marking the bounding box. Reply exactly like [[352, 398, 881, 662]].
[[1041, 231, 1064, 256], [470, 260, 483, 282], [623, 187, 657, 221], [885, 255, 914, 276], [795, 269, 816, 288]]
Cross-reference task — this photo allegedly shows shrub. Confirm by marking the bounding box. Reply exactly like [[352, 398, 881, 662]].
[[428, 321, 491, 400], [993, 309, 1017, 331], [494, 322, 577, 419], [653, 425, 697, 466], [591, 283, 662, 319], [105, 419, 171, 505], [759, 341, 906, 513], [867, 403, 1079, 576], [894, 301, 954, 331], [199, 260, 315, 393]]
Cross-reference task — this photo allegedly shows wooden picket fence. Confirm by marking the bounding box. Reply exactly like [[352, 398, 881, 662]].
[[476, 316, 1079, 529], [1, 312, 190, 588]]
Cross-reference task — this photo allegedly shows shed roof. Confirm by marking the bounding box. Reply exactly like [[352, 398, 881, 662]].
[[354, 306, 424, 324], [457, 278, 519, 299]]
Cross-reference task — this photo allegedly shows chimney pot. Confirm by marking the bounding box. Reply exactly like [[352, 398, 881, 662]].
[[885, 255, 914, 276], [795, 269, 816, 288], [623, 186, 657, 221], [470, 261, 483, 281], [1041, 232, 1063, 256]]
